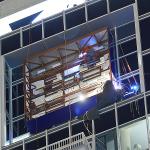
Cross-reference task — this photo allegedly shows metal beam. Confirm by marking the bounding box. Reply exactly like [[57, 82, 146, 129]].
[[114, 103, 121, 150], [9, 68, 13, 144], [134, 2, 150, 149], [0, 56, 6, 147]]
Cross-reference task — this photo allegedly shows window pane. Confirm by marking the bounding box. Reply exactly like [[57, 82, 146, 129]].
[[120, 119, 148, 150], [95, 110, 116, 133], [109, 0, 134, 12], [117, 22, 135, 40], [96, 130, 117, 150], [12, 82, 24, 99], [118, 99, 145, 125], [48, 128, 68, 144], [119, 53, 138, 75], [12, 66, 23, 81], [13, 119, 27, 138], [118, 39, 137, 57], [87, 0, 107, 21], [25, 137, 46, 150], [13, 97, 24, 118], [66, 8, 85, 29], [140, 17, 150, 51], [44, 16, 64, 38], [6, 124, 9, 141], [147, 96, 150, 114], [23, 25, 42, 46], [138, 0, 150, 16], [2, 34, 20, 55], [72, 121, 92, 136], [143, 54, 150, 91]]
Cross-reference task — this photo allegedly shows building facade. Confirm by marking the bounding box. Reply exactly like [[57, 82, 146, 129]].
[[1, 0, 150, 149]]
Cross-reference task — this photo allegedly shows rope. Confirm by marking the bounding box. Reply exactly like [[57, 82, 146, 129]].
[[82, 113, 107, 149]]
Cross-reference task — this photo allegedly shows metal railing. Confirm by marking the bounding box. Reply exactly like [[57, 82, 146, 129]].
[[37, 132, 92, 150]]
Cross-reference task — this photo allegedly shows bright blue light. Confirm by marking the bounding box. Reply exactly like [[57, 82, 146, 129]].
[[131, 84, 139, 92]]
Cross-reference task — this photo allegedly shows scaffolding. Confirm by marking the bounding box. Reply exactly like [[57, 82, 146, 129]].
[[24, 27, 112, 120]]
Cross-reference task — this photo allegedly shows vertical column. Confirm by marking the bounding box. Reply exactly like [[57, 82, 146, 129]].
[[45, 129, 48, 150], [92, 120, 96, 150], [134, 2, 145, 93], [23, 139, 25, 150], [0, 56, 6, 147], [114, 27, 121, 80], [9, 68, 13, 144], [68, 121, 72, 149], [114, 103, 121, 150], [68, 121, 72, 137], [85, 1, 88, 22], [63, 11, 66, 31], [106, 0, 110, 14], [134, 2, 150, 149], [20, 27, 23, 48], [0, 39, 2, 55], [42, 19, 45, 39]]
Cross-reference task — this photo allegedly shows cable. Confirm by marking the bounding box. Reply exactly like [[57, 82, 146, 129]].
[[110, 29, 138, 85], [109, 29, 141, 118], [82, 113, 107, 149]]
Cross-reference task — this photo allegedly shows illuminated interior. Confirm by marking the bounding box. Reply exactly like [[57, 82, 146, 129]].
[[24, 27, 111, 120]]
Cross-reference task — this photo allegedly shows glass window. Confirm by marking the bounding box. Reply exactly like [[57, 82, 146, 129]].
[[23, 25, 42, 46], [44, 16, 64, 38], [95, 110, 116, 133], [117, 22, 135, 41], [13, 119, 27, 138], [147, 96, 150, 114], [119, 53, 138, 75], [2, 33, 20, 55], [25, 137, 46, 150], [66, 8, 86, 29], [138, 0, 150, 16], [6, 87, 9, 102], [109, 0, 134, 12], [87, 0, 107, 21], [140, 17, 150, 51], [48, 128, 69, 144], [13, 97, 24, 118], [143, 54, 150, 91], [120, 119, 148, 150], [72, 121, 92, 136], [96, 130, 117, 150], [118, 99, 145, 125], [12, 82, 24, 99], [118, 39, 137, 57], [12, 66, 23, 81], [6, 124, 9, 141]]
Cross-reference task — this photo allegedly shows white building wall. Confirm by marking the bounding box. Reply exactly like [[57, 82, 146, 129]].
[[0, 0, 46, 19]]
